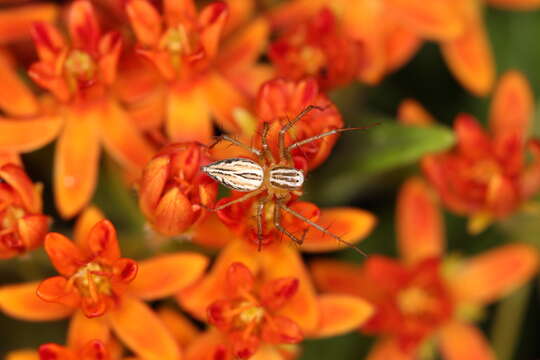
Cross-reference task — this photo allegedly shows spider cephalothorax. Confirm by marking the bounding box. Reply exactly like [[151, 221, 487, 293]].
[[202, 106, 367, 255]]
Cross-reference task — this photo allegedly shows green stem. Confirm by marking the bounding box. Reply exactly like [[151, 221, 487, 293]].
[[490, 282, 532, 360]]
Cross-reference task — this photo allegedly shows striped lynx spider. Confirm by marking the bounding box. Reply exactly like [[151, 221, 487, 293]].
[[202, 105, 367, 255]]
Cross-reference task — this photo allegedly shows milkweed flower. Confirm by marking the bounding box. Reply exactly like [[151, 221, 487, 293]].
[[0, 207, 209, 360], [0, 0, 155, 219], [138, 142, 218, 236], [311, 177, 539, 359], [0, 163, 49, 259], [400, 71, 540, 233], [179, 242, 373, 359], [269, 8, 363, 90], [125, 0, 271, 143]]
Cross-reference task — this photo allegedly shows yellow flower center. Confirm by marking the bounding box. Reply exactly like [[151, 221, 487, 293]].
[[163, 25, 192, 54], [470, 159, 501, 184], [1, 206, 25, 231], [397, 286, 436, 315], [238, 303, 265, 325], [300, 46, 326, 75], [73, 262, 111, 299], [65, 50, 96, 80]]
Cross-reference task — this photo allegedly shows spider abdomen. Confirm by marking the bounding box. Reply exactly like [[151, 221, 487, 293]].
[[269, 166, 304, 190], [202, 158, 264, 192]]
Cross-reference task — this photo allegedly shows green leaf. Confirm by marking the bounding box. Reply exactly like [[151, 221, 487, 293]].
[[304, 119, 455, 205]]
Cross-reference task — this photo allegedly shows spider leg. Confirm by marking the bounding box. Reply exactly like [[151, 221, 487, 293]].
[[206, 189, 264, 212], [209, 135, 261, 157], [260, 121, 275, 163], [278, 202, 368, 257], [279, 105, 325, 162], [287, 123, 380, 153], [255, 197, 266, 251], [273, 199, 305, 245]]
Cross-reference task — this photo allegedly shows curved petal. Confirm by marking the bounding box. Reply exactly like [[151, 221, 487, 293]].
[[0, 282, 72, 321], [67, 310, 110, 349], [199, 2, 229, 60], [109, 296, 181, 360], [84, 219, 120, 261], [153, 187, 194, 236], [0, 116, 62, 153], [202, 71, 248, 134], [130, 253, 209, 300], [489, 70, 533, 138], [184, 329, 229, 360], [449, 244, 539, 304], [68, 0, 100, 52], [310, 260, 363, 296], [125, 0, 162, 47], [309, 294, 374, 338], [441, 10, 495, 96], [259, 243, 319, 333], [157, 306, 200, 347], [73, 206, 105, 247], [301, 208, 376, 253], [385, 0, 463, 40], [191, 213, 233, 249], [0, 52, 38, 116], [440, 322, 495, 360], [0, 4, 58, 44], [366, 338, 414, 360], [44, 232, 85, 276], [0, 163, 41, 212], [454, 114, 491, 158], [397, 99, 435, 126], [384, 24, 423, 72], [397, 177, 444, 264], [261, 315, 303, 344], [5, 350, 39, 360], [167, 83, 212, 143], [178, 239, 259, 320], [100, 100, 155, 170], [54, 106, 100, 218], [36, 276, 80, 308]]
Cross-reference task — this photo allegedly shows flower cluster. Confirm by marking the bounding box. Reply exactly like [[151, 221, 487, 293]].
[[0, 0, 539, 359]]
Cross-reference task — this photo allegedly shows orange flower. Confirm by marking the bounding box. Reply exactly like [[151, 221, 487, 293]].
[[138, 142, 218, 236], [311, 177, 539, 359], [0, 163, 49, 259], [38, 340, 110, 360], [37, 219, 138, 318], [207, 262, 303, 359], [400, 71, 540, 233], [0, 3, 58, 44], [0, 207, 209, 360], [125, 0, 271, 143], [269, 8, 363, 90], [0, 0, 155, 219], [179, 240, 374, 360]]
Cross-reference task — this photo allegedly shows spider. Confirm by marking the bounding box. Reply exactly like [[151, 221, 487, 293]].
[[201, 105, 369, 256]]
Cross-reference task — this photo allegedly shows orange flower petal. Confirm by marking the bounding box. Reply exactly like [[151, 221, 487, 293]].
[[0, 151, 21, 167], [439, 322, 495, 360], [126, 0, 162, 47], [366, 338, 414, 360], [489, 70, 533, 138], [153, 187, 194, 236], [310, 260, 362, 297], [191, 213, 233, 249], [486, 0, 540, 10], [54, 106, 100, 218], [130, 253, 209, 300], [158, 306, 200, 347], [384, 24, 422, 72], [259, 243, 319, 333], [67, 310, 110, 349], [0, 116, 62, 153], [454, 113, 491, 158], [397, 99, 435, 126], [441, 3, 495, 96], [0, 282, 72, 321], [309, 294, 374, 338], [449, 243, 539, 304], [17, 215, 49, 252], [73, 206, 105, 247], [37, 276, 80, 308], [301, 208, 376, 253], [202, 72, 248, 134], [199, 2, 229, 60], [84, 219, 120, 261], [386, 0, 463, 40], [0, 163, 41, 212], [397, 177, 444, 264], [0, 4, 58, 44], [44, 232, 85, 276], [184, 329, 229, 360], [109, 296, 181, 360], [167, 83, 212, 143], [178, 239, 259, 320], [222, 0, 255, 33], [5, 351, 39, 360], [0, 51, 38, 116], [67, 0, 100, 52], [100, 100, 155, 170]]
